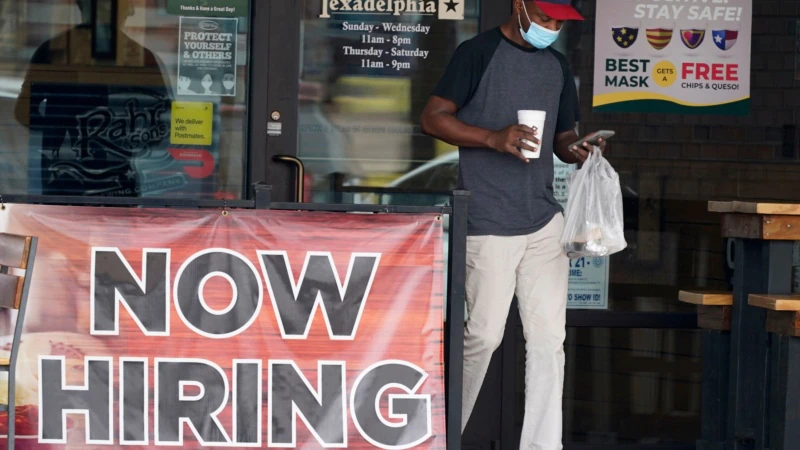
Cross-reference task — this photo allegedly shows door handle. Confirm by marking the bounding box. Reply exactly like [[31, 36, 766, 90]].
[[272, 155, 305, 203]]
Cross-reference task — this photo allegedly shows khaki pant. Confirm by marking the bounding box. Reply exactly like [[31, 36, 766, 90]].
[[462, 214, 569, 450]]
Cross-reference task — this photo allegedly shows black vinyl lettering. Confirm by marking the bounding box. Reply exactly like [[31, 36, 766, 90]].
[[261, 253, 378, 337], [352, 363, 430, 448], [270, 363, 345, 446], [234, 361, 261, 444], [175, 251, 260, 336], [121, 359, 147, 443], [92, 249, 168, 334], [156, 361, 229, 444], [39, 358, 112, 443]]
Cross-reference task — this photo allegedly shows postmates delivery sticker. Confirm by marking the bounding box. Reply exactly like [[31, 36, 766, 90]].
[[170, 101, 213, 146]]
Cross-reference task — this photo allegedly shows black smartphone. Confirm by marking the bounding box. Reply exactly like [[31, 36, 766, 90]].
[[568, 130, 615, 150]]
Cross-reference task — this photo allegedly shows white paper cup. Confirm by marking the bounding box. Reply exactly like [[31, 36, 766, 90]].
[[517, 110, 546, 159]]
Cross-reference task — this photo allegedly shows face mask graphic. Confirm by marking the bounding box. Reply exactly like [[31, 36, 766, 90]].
[[611, 26, 639, 49], [680, 28, 706, 49], [645, 27, 673, 50], [712, 29, 738, 51], [223, 77, 235, 90], [517, 2, 560, 49]]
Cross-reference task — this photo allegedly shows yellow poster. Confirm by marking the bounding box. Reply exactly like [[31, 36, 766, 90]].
[[170, 101, 213, 146]]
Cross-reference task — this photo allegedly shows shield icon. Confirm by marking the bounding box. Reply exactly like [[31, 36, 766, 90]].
[[680, 29, 706, 49], [712, 29, 738, 51], [646, 28, 673, 50], [611, 26, 639, 49]]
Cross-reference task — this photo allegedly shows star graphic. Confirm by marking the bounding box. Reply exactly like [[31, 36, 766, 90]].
[[715, 34, 723, 43], [444, 0, 458, 12], [617, 36, 623, 42], [621, 28, 627, 35], [125, 169, 136, 180]]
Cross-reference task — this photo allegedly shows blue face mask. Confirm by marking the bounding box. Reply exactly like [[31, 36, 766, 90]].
[[518, 2, 561, 49]]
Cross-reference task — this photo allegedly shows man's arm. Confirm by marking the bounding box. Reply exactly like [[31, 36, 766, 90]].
[[422, 34, 542, 163], [551, 49, 603, 165], [420, 95, 540, 163], [554, 129, 581, 164]]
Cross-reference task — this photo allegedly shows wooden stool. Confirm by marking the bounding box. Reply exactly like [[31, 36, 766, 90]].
[[680, 290, 733, 449], [679, 291, 733, 331]]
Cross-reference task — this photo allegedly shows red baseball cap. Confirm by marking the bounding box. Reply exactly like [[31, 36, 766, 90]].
[[533, 0, 584, 21]]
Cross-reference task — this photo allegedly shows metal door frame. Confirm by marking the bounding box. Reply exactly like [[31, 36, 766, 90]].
[[247, 0, 302, 203]]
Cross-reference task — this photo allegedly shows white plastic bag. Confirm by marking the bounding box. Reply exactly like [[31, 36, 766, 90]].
[[560, 148, 627, 259]]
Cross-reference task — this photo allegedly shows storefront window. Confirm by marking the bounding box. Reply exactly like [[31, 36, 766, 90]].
[[298, 0, 480, 200], [561, 328, 701, 444], [0, 0, 250, 199]]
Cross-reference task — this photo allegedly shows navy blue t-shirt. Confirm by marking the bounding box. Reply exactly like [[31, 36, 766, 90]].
[[432, 28, 580, 236]]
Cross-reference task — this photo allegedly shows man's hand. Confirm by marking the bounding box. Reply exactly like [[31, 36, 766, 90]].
[[486, 125, 540, 163], [569, 135, 608, 163]]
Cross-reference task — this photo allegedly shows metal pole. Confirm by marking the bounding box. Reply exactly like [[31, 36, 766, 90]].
[[445, 190, 469, 450]]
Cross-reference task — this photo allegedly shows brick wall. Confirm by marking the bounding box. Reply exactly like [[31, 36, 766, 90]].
[[573, 0, 800, 292]]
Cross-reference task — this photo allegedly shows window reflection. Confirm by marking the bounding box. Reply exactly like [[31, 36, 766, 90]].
[[298, 0, 479, 200], [0, 0, 250, 199], [15, 0, 172, 196]]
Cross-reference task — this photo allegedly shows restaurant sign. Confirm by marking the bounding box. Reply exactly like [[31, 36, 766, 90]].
[[0, 205, 445, 448], [593, 0, 752, 115], [320, 0, 464, 20]]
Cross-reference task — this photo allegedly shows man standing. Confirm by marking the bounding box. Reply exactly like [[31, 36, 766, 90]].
[[420, 1, 605, 448]]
